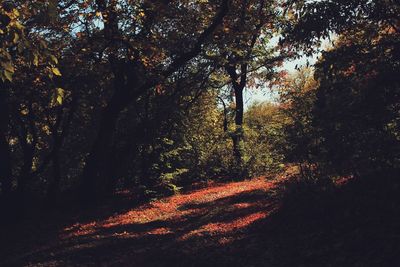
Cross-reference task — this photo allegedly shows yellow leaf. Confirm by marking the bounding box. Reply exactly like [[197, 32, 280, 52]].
[[13, 9, 20, 17], [57, 87, 65, 97], [57, 95, 63, 105], [52, 67, 62, 76], [53, 88, 65, 105], [4, 70, 13, 81], [14, 21, 24, 30], [13, 33, 19, 44], [1, 61, 14, 72], [33, 54, 39, 66], [50, 55, 58, 64], [42, 125, 51, 135]]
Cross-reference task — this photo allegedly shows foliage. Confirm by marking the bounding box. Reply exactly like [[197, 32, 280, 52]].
[[244, 101, 288, 176], [0, 0, 398, 208], [278, 68, 319, 166], [278, 22, 400, 180], [282, 0, 400, 55], [312, 24, 400, 177]]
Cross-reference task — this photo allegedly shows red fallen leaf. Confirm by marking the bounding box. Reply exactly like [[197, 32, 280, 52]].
[[63, 177, 280, 243]]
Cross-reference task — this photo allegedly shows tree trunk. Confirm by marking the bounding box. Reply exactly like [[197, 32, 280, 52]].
[[16, 106, 37, 196], [46, 94, 77, 201], [226, 64, 247, 172], [232, 85, 244, 168], [0, 86, 13, 196], [0, 132, 12, 195], [79, 90, 129, 199], [47, 144, 61, 201], [79, 0, 128, 200], [16, 145, 34, 195], [104, 145, 120, 196]]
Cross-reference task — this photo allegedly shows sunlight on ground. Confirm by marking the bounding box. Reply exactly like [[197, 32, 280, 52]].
[[62, 178, 279, 246]]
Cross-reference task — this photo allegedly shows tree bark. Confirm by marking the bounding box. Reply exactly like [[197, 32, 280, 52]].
[[226, 64, 247, 169], [232, 84, 244, 166], [47, 150, 61, 199], [0, 86, 12, 196], [80, 89, 129, 199], [16, 145, 34, 195], [15, 103, 38, 195]]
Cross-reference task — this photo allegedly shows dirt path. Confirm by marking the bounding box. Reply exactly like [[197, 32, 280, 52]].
[[1, 178, 281, 266]]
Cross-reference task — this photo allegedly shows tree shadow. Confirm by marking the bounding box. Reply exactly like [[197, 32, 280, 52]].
[[1, 186, 277, 266], [3, 175, 400, 266], [0, 191, 150, 265], [224, 174, 400, 266]]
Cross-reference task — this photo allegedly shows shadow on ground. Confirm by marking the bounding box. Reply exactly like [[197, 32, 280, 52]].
[[1, 175, 400, 267]]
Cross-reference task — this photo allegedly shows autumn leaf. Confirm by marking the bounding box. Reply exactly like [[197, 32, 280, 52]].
[[1, 61, 14, 72], [50, 55, 58, 64], [52, 67, 62, 76], [3, 69, 13, 81], [33, 54, 39, 66], [13, 32, 19, 43], [56, 87, 65, 105]]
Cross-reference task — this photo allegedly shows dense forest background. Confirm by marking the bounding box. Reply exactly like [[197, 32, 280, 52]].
[[0, 0, 399, 265]]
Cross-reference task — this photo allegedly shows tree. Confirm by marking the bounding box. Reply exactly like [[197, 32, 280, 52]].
[[312, 23, 400, 177], [278, 68, 319, 170], [0, 1, 57, 197], [282, 0, 399, 54], [203, 0, 288, 175], [77, 0, 232, 199], [245, 101, 288, 176]]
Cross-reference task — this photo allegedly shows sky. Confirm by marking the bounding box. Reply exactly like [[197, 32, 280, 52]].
[[243, 55, 318, 108], [243, 36, 333, 109]]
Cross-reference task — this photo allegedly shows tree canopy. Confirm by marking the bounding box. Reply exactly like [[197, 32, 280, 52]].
[[0, 0, 398, 209]]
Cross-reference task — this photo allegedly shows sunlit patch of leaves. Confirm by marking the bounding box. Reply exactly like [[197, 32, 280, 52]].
[[62, 177, 280, 249]]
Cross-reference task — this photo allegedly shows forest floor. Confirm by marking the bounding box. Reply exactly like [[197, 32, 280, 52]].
[[1, 169, 400, 266]]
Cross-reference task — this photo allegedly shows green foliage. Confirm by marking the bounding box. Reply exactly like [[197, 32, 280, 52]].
[[244, 101, 288, 176], [164, 90, 233, 183], [278, 68, 319, 165]]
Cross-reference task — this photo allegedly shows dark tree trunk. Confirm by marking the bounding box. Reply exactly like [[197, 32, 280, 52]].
[[0, 87, 12, 196], [232, 85, 244, 166], [16, 145, 34, 195], [16, 103, 37, 196], [47, 143, 61, 200], [218, 96, 229, 132], [79, 0, 130, 200], [0, 133, 12, 195], [80, 91, 128, 199], [46, 93, 77, 201], [104, 145, 120, 196], [226, 64, 247, 171]]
